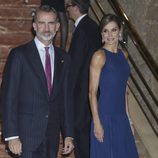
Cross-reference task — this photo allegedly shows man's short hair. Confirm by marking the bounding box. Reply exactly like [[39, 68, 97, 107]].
[[72, 0, 90, 14], [33, 5, 59, 22]]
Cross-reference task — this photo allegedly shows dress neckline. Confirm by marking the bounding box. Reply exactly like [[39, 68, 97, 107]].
[[102, 47, 120, 55]]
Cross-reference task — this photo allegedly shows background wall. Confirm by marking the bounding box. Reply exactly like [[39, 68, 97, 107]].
[[0, 0, 40, 83], [97, 0, 158, 63]]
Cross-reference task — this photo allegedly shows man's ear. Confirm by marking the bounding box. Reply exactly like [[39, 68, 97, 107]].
[[32, 22, 37, 31], [55, 22, 60, 32]]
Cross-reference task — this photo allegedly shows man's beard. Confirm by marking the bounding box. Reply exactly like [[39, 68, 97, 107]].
[[36, 31, 56, 41]]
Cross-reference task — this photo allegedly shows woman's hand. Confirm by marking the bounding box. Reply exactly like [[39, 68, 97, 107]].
[[94, 122, 104, 143]]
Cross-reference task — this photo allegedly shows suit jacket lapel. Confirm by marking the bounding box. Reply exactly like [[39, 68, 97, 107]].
[[25, 41, 48, 98], [74, 15, 87, 32], [25, 41, 65, 99], [51, 47, 64, 98], [70, 16, 88, 45]]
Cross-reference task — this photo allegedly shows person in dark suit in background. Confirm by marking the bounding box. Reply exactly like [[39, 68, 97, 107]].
[[66, 0, 102, 157], [1, 5, 73, 158], [41, 0, 68, 50]]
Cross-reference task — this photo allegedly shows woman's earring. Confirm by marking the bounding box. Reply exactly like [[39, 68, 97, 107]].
[[101, 33, 105, 43], [119, 33, 122, 41]]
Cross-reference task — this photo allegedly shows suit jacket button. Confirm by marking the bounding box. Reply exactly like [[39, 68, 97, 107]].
[[45, 115, 48, 118]]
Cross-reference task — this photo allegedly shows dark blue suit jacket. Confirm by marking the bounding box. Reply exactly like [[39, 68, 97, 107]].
[[1, 40, 72, 154], [69, 15, 101, 128], [68, 15, 101, 157]]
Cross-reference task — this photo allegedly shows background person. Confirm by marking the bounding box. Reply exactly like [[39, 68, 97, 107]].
[[66, 0, 102, 157]]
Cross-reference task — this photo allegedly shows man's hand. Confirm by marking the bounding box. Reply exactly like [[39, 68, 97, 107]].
[[8, 138, 22, 155], [62, 137, 74, 155]]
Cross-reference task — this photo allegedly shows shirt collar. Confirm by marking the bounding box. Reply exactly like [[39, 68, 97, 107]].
[[34, 36, 54, 53], [74, 14, 87, 27]]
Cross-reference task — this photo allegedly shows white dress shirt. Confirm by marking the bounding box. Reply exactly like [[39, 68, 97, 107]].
[[34, 36, 55, 84]]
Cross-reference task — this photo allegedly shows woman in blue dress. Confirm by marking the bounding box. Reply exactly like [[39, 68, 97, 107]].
[[89, 14, 139, 158]]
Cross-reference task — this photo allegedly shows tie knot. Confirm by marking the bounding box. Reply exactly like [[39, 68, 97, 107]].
[[45, 47, 49, 54]]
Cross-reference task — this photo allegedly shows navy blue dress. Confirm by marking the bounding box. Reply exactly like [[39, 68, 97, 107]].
[[90, 48, 139, 158]]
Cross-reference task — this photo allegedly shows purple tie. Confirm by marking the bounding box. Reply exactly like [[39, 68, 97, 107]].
[[45, 47, 52, 95]]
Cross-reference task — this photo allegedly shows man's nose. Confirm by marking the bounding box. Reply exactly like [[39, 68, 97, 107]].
[[44, 23, 49, 31]]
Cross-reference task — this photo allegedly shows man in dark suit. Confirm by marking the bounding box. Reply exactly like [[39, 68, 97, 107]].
[[1, 5, 73, 158], [66, 0, 102, 157]]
